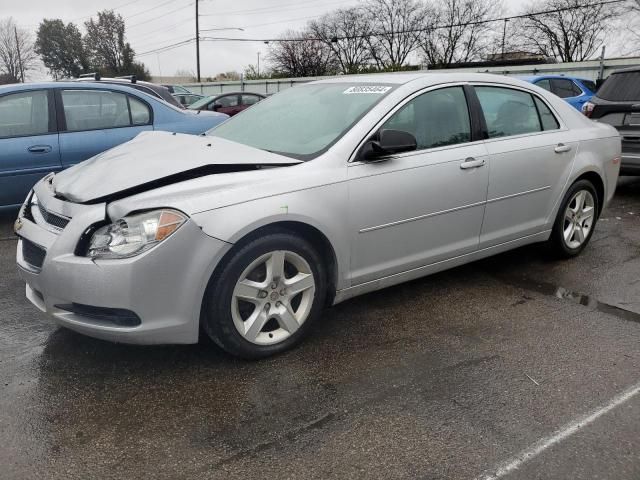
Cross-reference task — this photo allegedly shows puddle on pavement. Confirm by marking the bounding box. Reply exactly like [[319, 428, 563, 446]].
[[499, 276, 640, 324]]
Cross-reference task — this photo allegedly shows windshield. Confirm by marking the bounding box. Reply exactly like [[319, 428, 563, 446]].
[[188, 95, 214, 110], [207, 83, 395, 160]]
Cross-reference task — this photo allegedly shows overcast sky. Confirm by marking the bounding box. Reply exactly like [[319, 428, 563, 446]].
[[8, 0, 550, 80]]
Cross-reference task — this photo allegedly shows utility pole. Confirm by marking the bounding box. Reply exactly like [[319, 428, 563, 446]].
[[598, 45, 606, 81], [257, 52, 260, 77], [501, 19, 509, 60], [195, 0, 201, 82], [14, 26, 25, 83]]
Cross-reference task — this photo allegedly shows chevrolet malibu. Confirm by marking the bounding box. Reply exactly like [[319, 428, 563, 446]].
[[15, 73, 621, 359]]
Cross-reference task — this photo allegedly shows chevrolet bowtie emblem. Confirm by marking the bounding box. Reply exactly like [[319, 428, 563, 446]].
[[14, 218, 23, 233]]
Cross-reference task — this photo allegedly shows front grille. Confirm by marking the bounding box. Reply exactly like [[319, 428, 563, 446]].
[[35, 201, 70, 230], [22, 239, 46, 270]]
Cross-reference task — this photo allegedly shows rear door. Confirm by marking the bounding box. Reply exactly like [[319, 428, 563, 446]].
[[56, 88, 154, 167], [0, 89, 61, 207], [473, 85, 577, 247]]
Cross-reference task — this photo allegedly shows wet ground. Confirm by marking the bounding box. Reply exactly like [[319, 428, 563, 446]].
[[1, 177, 639, 480]]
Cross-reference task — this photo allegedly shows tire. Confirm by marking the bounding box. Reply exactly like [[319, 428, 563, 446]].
[[201, 231, 327, 359], [549, 179, 599, 258]]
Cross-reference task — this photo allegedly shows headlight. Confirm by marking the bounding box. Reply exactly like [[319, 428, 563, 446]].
[[87, 209, 187, 259]]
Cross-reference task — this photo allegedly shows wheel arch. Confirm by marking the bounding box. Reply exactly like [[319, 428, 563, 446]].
[[203, 220, 340, 308], [574, 170, 605, 216]]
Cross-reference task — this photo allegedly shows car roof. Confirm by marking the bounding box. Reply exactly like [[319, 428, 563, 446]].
[[311, 71, 544, 87], [0, 81, 163, 94], [518, 75, 589, 82], [611, 66, 640, 74], [212, 91, 265, 97]]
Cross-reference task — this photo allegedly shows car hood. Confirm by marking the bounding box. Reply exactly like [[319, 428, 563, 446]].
[[52, 131, 301, 203]]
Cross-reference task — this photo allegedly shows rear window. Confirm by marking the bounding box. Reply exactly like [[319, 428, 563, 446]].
[[581, 80, 597, 93], [597, 71, 640, 101]]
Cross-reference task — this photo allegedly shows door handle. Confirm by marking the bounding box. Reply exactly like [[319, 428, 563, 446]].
[[460, 157, 485, 169], [554, 143, 571, 153], [27, 145, 52, 154]]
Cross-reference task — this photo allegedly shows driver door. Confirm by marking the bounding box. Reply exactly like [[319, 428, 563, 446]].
[[348, 86, 489, 285]]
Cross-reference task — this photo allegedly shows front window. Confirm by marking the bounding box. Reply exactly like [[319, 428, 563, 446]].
[[382, 86, 471, 150], [208, 83, 395, 160]]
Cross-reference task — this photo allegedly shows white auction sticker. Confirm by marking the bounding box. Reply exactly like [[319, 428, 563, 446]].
[[343, 86, 392, 95]]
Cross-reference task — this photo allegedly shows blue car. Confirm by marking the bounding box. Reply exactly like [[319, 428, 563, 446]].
[[0, 82, 228, 209], [520, 75, 597, 111]]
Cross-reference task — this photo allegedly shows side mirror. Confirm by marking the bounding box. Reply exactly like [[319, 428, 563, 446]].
[[359, 129, 417, 161]]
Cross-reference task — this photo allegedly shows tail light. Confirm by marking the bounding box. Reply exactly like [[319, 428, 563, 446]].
[[582, 101, 595, 118]]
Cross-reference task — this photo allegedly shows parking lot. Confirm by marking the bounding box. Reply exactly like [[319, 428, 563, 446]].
[[0, 177, 638, 479]]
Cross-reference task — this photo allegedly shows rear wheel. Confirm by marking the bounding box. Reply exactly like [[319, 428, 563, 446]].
[[202, 232, 326, 359], [549, 180, 599, 257]]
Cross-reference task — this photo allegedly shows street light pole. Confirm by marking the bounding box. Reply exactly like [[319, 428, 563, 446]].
[[257, 52, 260, 77], [195, 0, 200, 82]]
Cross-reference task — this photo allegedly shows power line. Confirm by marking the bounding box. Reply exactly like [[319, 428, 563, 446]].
[[125, 0, 176, 19], [198, 0, 627, 43], [128, 17, 193, 42], [200, 13, 333, 33], [199, 0, 356, 17], [70, 0, 148, 22], [134, 33, 194, 50], [136, 38, 196, 57], [128, 1, 194, 29]]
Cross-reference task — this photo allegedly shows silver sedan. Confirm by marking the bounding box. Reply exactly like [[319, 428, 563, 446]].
[[15, 73, 621, 358]]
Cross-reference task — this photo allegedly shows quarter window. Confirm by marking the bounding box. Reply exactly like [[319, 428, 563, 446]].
[[0, 90, 49, 138], [61, 90, 150, 132], [475, 86, 542, 138], [129, 96, 151, 125], [382, 86, 471, 150], [534, 97, 560, 131]]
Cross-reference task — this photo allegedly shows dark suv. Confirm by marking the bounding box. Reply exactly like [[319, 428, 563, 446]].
[[583, 67, 640, 175]]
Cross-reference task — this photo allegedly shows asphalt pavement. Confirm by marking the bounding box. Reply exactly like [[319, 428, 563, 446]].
[[0, 177, 639, 480]]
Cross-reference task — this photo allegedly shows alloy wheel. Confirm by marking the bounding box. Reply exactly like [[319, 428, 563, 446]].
[[231, 250, 316, 345], [563, 190, 595, 249]]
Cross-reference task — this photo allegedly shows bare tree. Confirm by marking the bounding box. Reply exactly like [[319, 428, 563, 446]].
[[363, 0, 426, 70], [420, 0, 503, 66], [309, 7, 373, 74], [0, 18, 38, 82], [268, 30, 338, 77], [517, 0, 622, 62]]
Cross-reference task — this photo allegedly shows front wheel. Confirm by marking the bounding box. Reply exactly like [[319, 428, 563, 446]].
[[202, 232, 327, 359], [549, 180, 599, 257]]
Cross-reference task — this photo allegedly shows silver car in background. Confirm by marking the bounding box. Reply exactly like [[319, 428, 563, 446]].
[[15, 73, 621, 359]]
